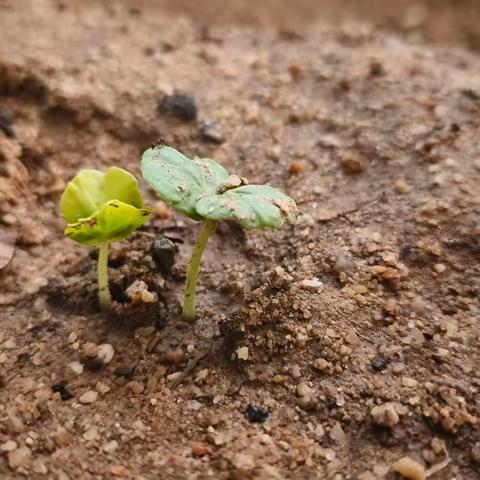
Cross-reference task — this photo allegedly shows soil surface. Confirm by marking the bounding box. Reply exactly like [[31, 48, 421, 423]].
[[1, 1, 480, 479]]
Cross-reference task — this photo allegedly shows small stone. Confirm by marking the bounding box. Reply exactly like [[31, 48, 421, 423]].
[[371, 403, 399, 427], [402, 377, 418, 388], [127, 381, 144, 395], [82, 342, 99, 358], [313, 357, 332, 373], [329, 422, 346, 443], [151, 237, 175, 273], [192, 443, 212, 457], [7, 446, 32, 470], [97, 344, 114, 364], [79, 390, 98, 404], [126, 280, 156, 305], [103, 440, 119, 454], [394, 180, 411, 194], [341, 156, 366, 174], [392, 456, 426, 480], [68, 361, 84, 375], [163, 349, 184, 365], [314, 424, 325, 439], [296, 382, 313, 397], [333, 254, 357, 277], [83, 426, 99, 441], [0, 440, 17, 452], [392, 362, 405, 375], [245, 404, 269, 423], [68, 332, 78, 344], [236, 346, 249, 361], [200, 119, 225, 144], [431, 437, 445, 455], [111, 465, 131, 477], [299, 278, 324, 292], [433, 263, 446, 274], [96, 381, 111, 395]]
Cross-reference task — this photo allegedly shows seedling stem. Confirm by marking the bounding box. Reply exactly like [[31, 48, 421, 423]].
[[183, 219, 217, 320], [98, 241, 112, 309]]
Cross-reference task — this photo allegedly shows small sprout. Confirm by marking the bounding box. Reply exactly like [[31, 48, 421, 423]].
[[141, 145, 297, 320], [60, 167, 151, 309]]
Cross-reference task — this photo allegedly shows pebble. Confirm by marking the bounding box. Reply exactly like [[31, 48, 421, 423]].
[[83, 426, 99, 441], [68, 361, 84, 375], [236, 346, 249, 361], [103, 440, 119, 454], [97, 343, 114, 364], [79, 390, 98, 404], [392, 362, 405, 375], [402, 377, 418, 388], [151, 237, 176, 273], [371, 403, 399, 427], [7, 446, 32, 470], [329, 422, 346, 443], [82, 342, 99, 358], [200, 119, 225, 144], [296, 382, 313, 397], [313, 357, 332, 373], [127, 381, 145, 395], [333, 254, 357, 277], [192, 443, 212, 457], [392, 456, 426, 480], [299, 278, 324, 292], [95, 380, 111, 394], [394, 180, 411, 194], [433, 263, 446, 274], [0, 440, 17, 452]]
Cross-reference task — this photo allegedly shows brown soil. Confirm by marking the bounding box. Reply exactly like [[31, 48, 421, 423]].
[[1, 1, 480, 479]]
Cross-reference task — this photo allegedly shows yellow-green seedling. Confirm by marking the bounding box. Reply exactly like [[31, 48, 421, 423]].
[[60, 167, 151, 309], [141, 145, 297, 320]]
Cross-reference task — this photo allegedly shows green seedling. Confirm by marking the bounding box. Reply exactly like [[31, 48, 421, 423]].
[[60, 167, 151, 309], [141, 145, 297, 320]]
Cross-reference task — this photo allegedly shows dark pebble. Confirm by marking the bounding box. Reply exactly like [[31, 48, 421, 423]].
[[371, 356, 388, 371], [158, 93, 197, 121], [245, 404, 269, 423], [151, 237, 176, 274], [200, 119, 225, 144], [52, 382, 73, 401]]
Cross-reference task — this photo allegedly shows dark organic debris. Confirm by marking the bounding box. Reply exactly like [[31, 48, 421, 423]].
[[245, 404, 269, 423], [158, 93, 197, 121], [52, 382, 73, 401]]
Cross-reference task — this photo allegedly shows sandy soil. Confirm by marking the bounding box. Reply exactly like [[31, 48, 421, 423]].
[[0, 1, 479, 479]]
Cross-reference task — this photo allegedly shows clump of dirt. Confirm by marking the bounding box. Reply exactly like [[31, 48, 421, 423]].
[[0, 1, 479, 479]]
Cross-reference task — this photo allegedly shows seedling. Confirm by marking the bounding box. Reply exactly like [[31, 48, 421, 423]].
[[60, 167, 151, 309], [141, 145, 297, 320]]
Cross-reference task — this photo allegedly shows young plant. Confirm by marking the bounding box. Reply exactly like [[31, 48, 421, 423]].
[[60, 167, 151, 309], [141, 145, 297, 320]]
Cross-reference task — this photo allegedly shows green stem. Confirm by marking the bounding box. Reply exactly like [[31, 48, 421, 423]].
[[97, 241, 111, 310], [182, 219, 217, 320]]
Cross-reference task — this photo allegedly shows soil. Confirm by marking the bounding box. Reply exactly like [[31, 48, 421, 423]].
[[1, 1, 480, 479]]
